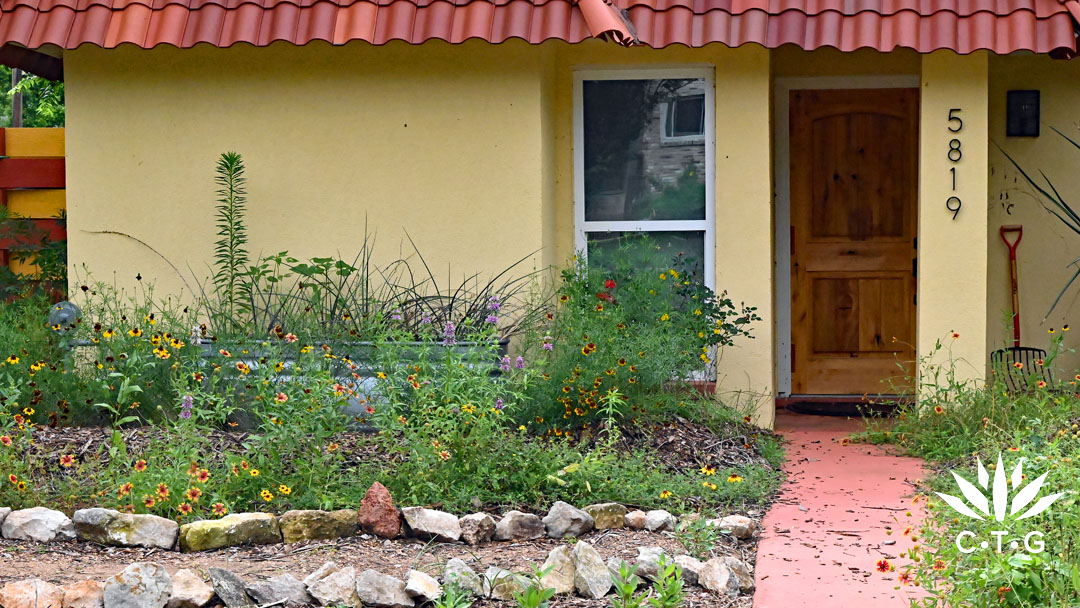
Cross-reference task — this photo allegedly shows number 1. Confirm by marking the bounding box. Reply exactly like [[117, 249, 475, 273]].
[[950, 167, 956, 190]]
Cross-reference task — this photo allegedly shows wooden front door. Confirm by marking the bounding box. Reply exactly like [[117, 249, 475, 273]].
[[790, 89, 918, 396]]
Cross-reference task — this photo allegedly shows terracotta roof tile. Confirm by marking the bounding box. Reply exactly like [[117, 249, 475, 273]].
[[0, 0, 1074, 55]]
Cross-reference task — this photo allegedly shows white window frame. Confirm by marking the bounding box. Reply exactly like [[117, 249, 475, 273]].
[[573, 67, 715, 289], [659, 93, 706, 144]]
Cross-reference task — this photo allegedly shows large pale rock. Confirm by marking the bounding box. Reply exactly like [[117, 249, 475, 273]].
[[711, 515, 757, 540], [644, 510, 676, 533], [279, 510, 358, 543], [166, 570, 214, 608], [103, 563, 172, 608], [401, 507, 460, 543], [0, 507, 11, 527], [458, 513, 495, 546], [355, 570, 413, 608], [539, 546, 575, 595], [493, 511, 544, 541], [357, 482, 400, 539], [624, 510, 647, 530], [542, 501, 594, 538], [404, 571, 441, 604], [307, 566, 358, 607], [73, 508, 178, 550], [723, 557, 754, 593], [571, 541, 611, 599], [0, 579, 63, 608], [583, 503, 626, 530], [634, 547, 666, 581], [207, 569, 251, 608], [698, 559, 739, 596], [441, 559, 482, 596], [481, 567, 526, 602], [673, 555, 704, 586], [178, 513, 281, 552], [60, 581, 103, 608], [303, 562, 341, 589], [2, 507, 75, 542], [246, 574, 312, 605]]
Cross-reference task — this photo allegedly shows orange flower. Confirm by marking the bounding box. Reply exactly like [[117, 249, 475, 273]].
[[133, 459, 147, 472], [212, 503, 227, 516], [185, 487, 202, 502], [156, 483, 169, 499], [195, 469, 210, 483], [898, 572, 914, 585], [274, 392, 288, 403], [143, 496, 155, 509], [0, 436, 11, 447], [934, 405, 945, 415], [7, 474, 16, 484], [1013, 362, 1024, 369], [59, 454, 75, 468], [902, 526, 913, 536], [177, 503, 193, 515], [117, 482, 133, 498], [932, 560, 946, 571], [875, 559, 891, 573], [1037, 380, 1047, 389]]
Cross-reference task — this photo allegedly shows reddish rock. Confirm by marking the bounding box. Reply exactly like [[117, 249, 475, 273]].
[[357, 482, 401, 538], [60, 581, 103, 608], [1, 579, 64, 608]]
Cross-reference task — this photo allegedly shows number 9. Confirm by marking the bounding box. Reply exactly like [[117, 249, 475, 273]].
[[946, 196, 962, 220]]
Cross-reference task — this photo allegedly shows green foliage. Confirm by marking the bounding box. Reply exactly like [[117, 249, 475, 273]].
[[433, 582, 473, 608], [646, 556, 685, 608], [674, 517, 720, 560], [513, 566, 557, 608], [211, 152, 250, 332], [610, 562, 647, 608], [521, 250, 758, 429], [0, 67, 64, 127], [859, 333, 1080, 608]]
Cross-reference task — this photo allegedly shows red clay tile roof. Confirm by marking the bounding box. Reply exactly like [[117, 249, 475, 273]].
[[0, 0, 1075, 55]]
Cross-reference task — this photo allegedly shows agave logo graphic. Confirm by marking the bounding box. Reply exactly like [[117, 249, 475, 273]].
[[935, 453, 1064, 553]]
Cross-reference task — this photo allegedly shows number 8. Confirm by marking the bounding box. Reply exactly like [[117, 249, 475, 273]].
[[948, 139, 962, 162]]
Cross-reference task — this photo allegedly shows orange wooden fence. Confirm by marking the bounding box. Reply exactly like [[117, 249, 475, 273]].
[[0, 127, 65, 283]]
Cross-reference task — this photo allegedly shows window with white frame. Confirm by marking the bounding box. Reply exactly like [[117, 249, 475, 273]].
[[574, 69, 714, 286]]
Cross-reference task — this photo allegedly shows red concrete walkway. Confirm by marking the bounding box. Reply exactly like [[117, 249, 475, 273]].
[[753, 410, 927, 607]]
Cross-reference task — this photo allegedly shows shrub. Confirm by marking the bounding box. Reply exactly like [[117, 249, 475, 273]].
[[521, 251, 758, 428]]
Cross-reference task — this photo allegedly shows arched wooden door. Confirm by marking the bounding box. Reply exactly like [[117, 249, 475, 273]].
[[789, 89, 918, 396]]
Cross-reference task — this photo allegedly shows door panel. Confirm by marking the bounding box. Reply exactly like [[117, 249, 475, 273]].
[[791, 89, 918, 396]]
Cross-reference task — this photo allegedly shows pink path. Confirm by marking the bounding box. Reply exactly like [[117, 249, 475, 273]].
[[753, 410, 927, 607]]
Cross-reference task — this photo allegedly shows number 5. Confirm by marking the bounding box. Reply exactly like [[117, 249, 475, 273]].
[[948, 108, 963, 133]]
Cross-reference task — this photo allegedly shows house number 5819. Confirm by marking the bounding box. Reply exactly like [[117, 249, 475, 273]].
[[946, 108, 963, 220]]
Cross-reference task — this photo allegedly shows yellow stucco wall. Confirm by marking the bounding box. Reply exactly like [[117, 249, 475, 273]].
[[988, 55, 1080, 375], [65, 40, 551, 299], [918, 51, 990, 382]]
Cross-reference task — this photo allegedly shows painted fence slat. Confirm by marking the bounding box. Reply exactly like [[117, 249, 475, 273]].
[[0, 127, 66, 285]]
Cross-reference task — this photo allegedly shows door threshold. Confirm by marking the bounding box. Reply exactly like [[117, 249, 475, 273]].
[[777, 395, 908, 417]]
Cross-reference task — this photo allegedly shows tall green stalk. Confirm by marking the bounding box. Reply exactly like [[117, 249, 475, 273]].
[[212, 152, 250, 330]]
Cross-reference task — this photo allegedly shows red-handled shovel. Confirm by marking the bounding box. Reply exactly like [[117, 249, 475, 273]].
[[1001, 225, 1023, 347]]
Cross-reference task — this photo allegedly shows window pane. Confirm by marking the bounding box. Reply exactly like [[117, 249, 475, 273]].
[[672, 95, 705, 137], [583, 79, 707, 222], [586, 231, 706, 279]]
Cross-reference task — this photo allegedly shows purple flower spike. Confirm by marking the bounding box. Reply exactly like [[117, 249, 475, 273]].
[[500, 356, 512, 372], [515, 356, 525, 369], [442, 322, 457, 346], [488, 296, 501, 312], [485, 315, 499, 324], [495, 398, 504, 410]]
